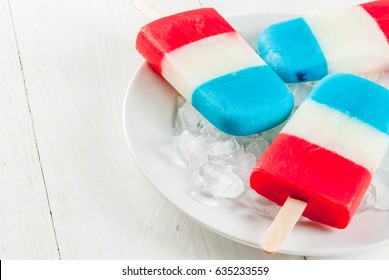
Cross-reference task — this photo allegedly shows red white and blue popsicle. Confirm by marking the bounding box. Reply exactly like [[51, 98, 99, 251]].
[[257, 0, 389, 83], [136, 7, 293, 136], [250, 73, 389, 253]]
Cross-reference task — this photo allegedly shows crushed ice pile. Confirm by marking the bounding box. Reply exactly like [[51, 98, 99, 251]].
[[172, 83, 389, 218]]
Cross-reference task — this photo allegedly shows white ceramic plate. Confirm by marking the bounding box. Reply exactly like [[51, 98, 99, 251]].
[[124, 13, 389, 256]]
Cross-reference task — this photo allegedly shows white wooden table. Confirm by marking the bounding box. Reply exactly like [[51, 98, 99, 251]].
[[1, 0, 389, 260]]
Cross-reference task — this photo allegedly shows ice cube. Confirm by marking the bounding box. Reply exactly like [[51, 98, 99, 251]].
[[358, 185, 377, 212], [196, 161, 244, 198], [369, 149, 389, 211], [197, 118, 235, 142], [222, 150, 256, 186], [173, 130, 208, 172], [206, 138, 242, 159], [245, 136, 269, 159], [174, 97, 203, 136], [260, 121, 286, 143], [235, 134, 263, 149], [235, 188, 281, 218], [287, 82, 315, 107]]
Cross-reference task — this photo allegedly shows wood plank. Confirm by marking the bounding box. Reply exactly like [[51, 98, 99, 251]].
[[8, 0, 299, 259], [0, 0, 58, 259]]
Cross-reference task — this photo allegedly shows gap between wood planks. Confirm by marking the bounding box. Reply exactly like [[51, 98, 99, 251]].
[[6, 0, 62, 260]]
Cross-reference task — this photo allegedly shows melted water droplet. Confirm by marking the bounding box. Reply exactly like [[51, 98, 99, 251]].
[[190, 190, 219, 206]]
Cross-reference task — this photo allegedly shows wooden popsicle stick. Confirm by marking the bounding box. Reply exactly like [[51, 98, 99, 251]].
[[261, 197, 308, 254], [133, 0, 164, 20]]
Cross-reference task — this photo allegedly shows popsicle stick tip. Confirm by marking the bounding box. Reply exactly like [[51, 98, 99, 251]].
[[261, 249, 277, 255], [260, 197, 307, 254], [133, 0, 164, 21]]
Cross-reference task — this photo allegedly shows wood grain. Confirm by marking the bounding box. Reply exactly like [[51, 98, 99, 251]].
[[0, 0, 58, 259], [1, 0, 387, 260]]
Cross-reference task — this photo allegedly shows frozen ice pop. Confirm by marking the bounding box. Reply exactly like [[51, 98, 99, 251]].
[[250, 73, 389, 252], [257, 0, 389, 83], [135, 7, 293, 136]]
